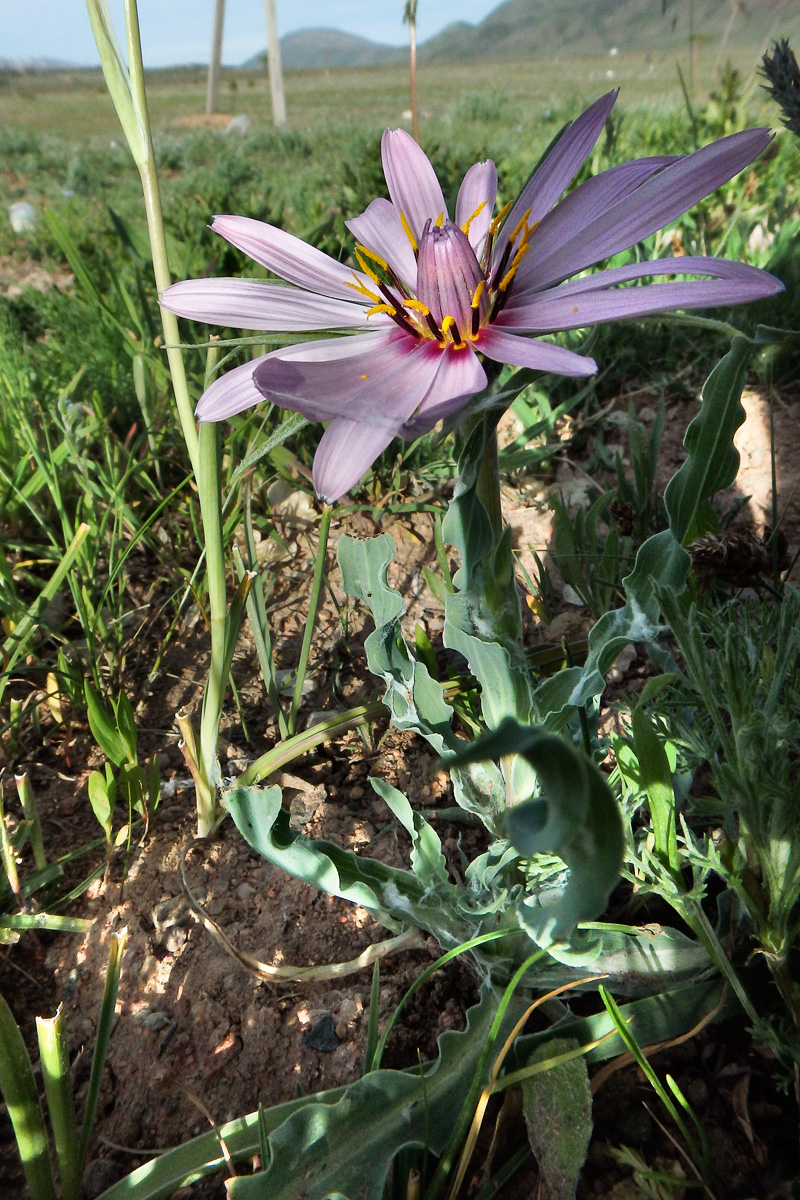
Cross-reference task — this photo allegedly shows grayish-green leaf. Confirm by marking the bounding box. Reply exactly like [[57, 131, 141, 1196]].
[[521, 1037, 592, 1200]]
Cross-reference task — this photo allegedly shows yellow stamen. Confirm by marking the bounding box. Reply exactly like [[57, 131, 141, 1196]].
[[346, 276, 382, 303], [360, 374, 368, 379], [399, 211, 417, 251], [498, 242, 532, 292], [487, 200, 512, 237], [471, 279, 486, 309], [354, 249, 383, 287], [403, 298, 431, 315], [435, 212, 444, 227], [509, 207, 532, 246], [366, 304, 398, 318], [460, 199, 487, 236], [356, 243, 389, 272]]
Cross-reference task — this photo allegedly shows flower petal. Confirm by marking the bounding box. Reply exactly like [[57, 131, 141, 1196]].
[[500, 256, 784, 330], [401, 344, 487, 437], [162, 278, 380, 331], [253, 328, 443, 427], [381, 128, 448, 241], [519, 128, 773, 289], [507, 156, 680, 299], [211, 214, 368, 301], [456, 160, 498, 255], [345, 197, 418, 290], [196, 352, 270, 421], [493, 90, 618, 264], [477, 325, 597, 377], [312, 417, 397, 502]]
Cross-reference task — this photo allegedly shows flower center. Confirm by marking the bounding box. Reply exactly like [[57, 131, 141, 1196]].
[[347, 197, 538, 348]]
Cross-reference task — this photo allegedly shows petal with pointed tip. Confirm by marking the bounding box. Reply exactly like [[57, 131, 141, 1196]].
[[478, 325, 597, 376], [494, 90, 618, 263], [162, 278, 379, 330], [312, 418, 397, 502], [381, 128, 447, 241], [500, 256, 784, 331], [211, 214, 368, 300], [518, 128, 773, 289]]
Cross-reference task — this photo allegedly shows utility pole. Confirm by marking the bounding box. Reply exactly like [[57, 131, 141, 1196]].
[[206, 0, 226, 114], [263, 0, 287, 127]]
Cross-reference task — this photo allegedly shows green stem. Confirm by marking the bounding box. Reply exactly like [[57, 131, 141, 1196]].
[[123, 0, 199, 479], [475, 424, 503, 542], [196, 420, 228, 835], [288, 505, 332, 736]]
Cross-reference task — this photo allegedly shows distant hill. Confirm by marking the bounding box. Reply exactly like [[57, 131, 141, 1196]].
[[420, 0, 800, 61], [246, 29, 400, 71], [253, 0, 799, 71]]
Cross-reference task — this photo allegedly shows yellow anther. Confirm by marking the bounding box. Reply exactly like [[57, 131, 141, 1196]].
[[354, 249, 382, 287], [510, 207, 533, 246], [460, 199, 487, 236], [366, 304, 398, 318], [498, 242, 531, 292], [360, 374, 368, 380], [435, 212, 444, 227], [471, 279, 486, 309], [399, 211, 417, 251], [403, 298, 431, 315], [487, 200, 512, 237], [356, 243, 389, 272], [346, 276, 381, 303]]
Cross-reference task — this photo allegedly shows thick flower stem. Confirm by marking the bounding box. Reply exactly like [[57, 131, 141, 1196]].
[[475, 424, 504, 543], [288, 504, 333, 737]]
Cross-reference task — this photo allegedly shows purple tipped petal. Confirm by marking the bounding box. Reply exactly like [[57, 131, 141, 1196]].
[[478, 326, 597, 377], [253, 329, 442, 427], [494, 90, 618, 264], [520, 127, 773, 289], [500, 257, 783, 331], [196, 352, 270, 421], [312, 417, 397, 503], [455, 160, 498, 254], [402, 344, 487, 437], [508, 156, 680, 298], [345, 197, 418, 290], [162, 278, 380, 331], [381, 128, 448, 241], [211, 215, 368, 301]]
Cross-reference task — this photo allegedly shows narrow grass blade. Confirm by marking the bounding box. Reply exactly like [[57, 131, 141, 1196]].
[[77, 928, 126, 1176], [36, 1007, 81, 1200], [0, 992, 57, 1200]]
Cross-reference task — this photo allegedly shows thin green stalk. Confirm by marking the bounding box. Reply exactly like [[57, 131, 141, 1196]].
[[77, 930, 126, 1177], [288, 504, 333, 736], [36, 1008, 81, 1200], [121, 0, 200, 478], [196, 420, 228, 835]]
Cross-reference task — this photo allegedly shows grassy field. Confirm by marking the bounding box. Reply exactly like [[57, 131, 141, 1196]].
[[0, 42, 783, 143]]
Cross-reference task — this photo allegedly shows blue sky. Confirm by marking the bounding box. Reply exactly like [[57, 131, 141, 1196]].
[[2, 2, 502, 68]]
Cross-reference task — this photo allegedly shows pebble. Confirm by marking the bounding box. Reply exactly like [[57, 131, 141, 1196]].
[[236, 882, 254, 901]]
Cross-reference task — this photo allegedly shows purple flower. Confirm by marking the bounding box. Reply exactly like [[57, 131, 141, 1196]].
[[162, 91, 783, 502]]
